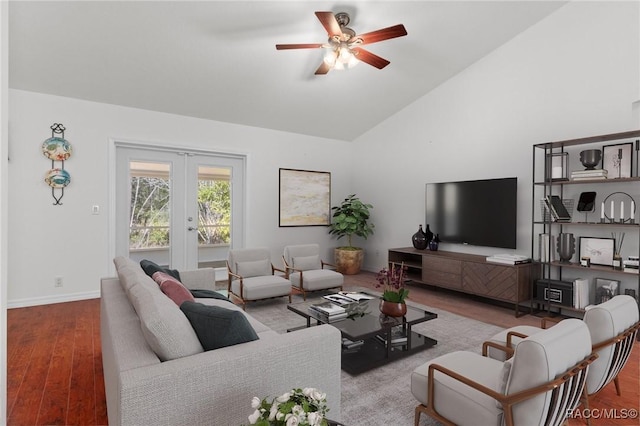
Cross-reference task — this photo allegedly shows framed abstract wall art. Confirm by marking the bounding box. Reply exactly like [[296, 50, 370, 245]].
[[279, 168, 331, 227]]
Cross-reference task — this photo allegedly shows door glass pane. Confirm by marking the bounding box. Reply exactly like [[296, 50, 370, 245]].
[[197, 166, 231, 268], [128, 161, 171, 265]]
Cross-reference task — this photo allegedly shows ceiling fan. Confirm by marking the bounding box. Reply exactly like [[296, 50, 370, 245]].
[[276, 11, 407, 75]]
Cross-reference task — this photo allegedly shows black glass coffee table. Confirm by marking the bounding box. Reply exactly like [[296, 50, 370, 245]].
[[287, 297, 438, 375]]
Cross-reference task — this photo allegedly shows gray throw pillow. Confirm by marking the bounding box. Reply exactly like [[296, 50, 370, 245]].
[[235, 259, 271, 278], [140, 259, 181, 281], [180, 301, 259, 350], [293, 254, 321, 271]]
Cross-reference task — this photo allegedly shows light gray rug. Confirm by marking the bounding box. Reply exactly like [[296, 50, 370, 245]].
[[245, 289, 504, 426]]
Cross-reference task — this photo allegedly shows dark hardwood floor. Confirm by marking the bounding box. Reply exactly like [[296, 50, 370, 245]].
[[6, 272, 639, 425]]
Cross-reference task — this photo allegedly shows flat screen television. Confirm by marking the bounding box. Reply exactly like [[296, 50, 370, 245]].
[[425, 177, 517, 249]]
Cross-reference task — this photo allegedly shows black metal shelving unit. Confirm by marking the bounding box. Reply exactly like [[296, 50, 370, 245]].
[[531, 130, 640, 319]]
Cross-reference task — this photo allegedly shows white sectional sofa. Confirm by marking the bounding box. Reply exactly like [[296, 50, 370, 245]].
[[101, 257, 342, 425]]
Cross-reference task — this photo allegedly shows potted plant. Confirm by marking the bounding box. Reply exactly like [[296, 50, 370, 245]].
[[328, 194, 374, 275], [375, 262, 409, 317]]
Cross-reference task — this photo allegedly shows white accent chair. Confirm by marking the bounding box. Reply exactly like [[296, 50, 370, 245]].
[[484, 295, 639, 400], [411, 319, 597, 426], [283, 244, 344, 300], [227, 247, 291, 309]]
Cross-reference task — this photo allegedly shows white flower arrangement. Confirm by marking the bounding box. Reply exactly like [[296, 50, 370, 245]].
[[247, 387, 329, 426]]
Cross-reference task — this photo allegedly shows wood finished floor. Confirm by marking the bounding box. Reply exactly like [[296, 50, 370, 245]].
[[6, 271, 639, 425]]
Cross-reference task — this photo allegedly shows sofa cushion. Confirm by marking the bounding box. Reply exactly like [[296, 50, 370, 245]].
[[180, 301, 259, 350], [128, 284, 203, 361], [152, 271, 195, 306], [293, 254, 321, 271], [140, 259, 181, 282], [236, 259, 271, 278], [190, 289, 231, 302]]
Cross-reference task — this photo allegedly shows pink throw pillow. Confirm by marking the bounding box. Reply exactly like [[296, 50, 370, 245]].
[[152, 271, 195, 306]]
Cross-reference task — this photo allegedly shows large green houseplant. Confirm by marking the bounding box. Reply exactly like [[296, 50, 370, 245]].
[[328, 194, 374, 274]]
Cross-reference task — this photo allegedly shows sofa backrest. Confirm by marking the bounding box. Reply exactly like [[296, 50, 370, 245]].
[[113, 256, 204, 361]]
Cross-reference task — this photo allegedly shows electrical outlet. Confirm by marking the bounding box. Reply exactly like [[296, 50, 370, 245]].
[[54, 276, 63, 287]]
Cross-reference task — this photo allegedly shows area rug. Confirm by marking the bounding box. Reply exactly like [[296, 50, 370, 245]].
[[244, 287, 504, 426]]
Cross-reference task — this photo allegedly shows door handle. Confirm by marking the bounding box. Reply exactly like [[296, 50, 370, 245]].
[[187, 226, 197, 231]]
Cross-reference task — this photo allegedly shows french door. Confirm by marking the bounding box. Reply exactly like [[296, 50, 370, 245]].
[[114, 143, 245, 271]]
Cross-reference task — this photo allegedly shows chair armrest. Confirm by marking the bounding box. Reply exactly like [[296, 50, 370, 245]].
[[541, 317, 561, 329], [506, 331, 529, 348], [321, 260, 338, 270], [272, 265, 287, 274], [482, 341, 514, 359]]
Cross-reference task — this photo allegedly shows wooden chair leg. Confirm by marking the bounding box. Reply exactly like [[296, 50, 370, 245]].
[[613, 376, 621, 396], [414, 405, 422, 426], [581, 386, 591, 426]]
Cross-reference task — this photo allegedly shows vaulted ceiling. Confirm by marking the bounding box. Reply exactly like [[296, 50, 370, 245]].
[[9, 1, 567, 141]]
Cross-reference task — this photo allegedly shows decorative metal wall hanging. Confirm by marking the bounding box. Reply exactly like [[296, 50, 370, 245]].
[[42, 123, 72, 205]]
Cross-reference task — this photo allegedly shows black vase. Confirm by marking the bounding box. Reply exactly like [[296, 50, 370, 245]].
[[424, 224, 434, 244], [412, 225, 428, 250]]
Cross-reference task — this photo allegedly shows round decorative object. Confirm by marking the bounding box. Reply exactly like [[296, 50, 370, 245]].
[[44, 168, 71, 188], [412, 225, 428, 250], [428, 240, 439, 251], [579, 149, 601, 170], [42, 137, 73, 161], [379, 300, 407, 317]]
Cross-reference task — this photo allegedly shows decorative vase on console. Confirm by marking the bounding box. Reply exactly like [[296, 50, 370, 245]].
[[557, 233, 576, 264], [429, 233, 440, 251], [412, 225, 428, 250], [424, 224, 434, 244]]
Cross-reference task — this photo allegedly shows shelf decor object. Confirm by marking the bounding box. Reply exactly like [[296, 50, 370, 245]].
[[545, 152, 569, 181], [612, 232, 625, 270], [556, 233, 575, 263], [579, 237, 615, 267], [602, 192, 636, 224], [595, 278, 620, 304], [579, 149, 601, 170], [42, 123, 72, 205], [603, 142, 633, 178]]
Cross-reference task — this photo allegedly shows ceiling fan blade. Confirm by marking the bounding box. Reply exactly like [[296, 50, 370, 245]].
[[276, 43, 324, 50], [356, 24, 407, 45], [315, 11, 342, 38], [352, 47, 390, 69], [315, 61, 331, 75]]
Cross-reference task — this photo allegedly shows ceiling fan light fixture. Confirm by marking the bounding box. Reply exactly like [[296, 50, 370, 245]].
[[323, 44, 359, 70]]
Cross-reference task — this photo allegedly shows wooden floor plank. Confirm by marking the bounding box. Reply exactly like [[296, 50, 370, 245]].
[[35, 308, 76, 425]]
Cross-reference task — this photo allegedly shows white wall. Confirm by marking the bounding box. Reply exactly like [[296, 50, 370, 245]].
[[353, 1, 640, 270], [1, 0, 9, 422], [7, 90, 352, 306]]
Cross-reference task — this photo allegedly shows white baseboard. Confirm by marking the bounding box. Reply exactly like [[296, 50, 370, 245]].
[[8, 290, 101, 309]]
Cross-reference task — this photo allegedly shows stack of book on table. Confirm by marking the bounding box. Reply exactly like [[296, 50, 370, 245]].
[[485, 254, 531, 265], [375, 326, 408, 347], [570, 169, 608, 180], [323, 292, 374, 306], [308, 302, 348, 322]]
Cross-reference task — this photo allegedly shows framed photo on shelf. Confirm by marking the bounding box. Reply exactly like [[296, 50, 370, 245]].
[[594, 278, 620, 304], [279, 168, 331, 227], [579, 237, 614, 266], [602, 142, 633, 178]]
